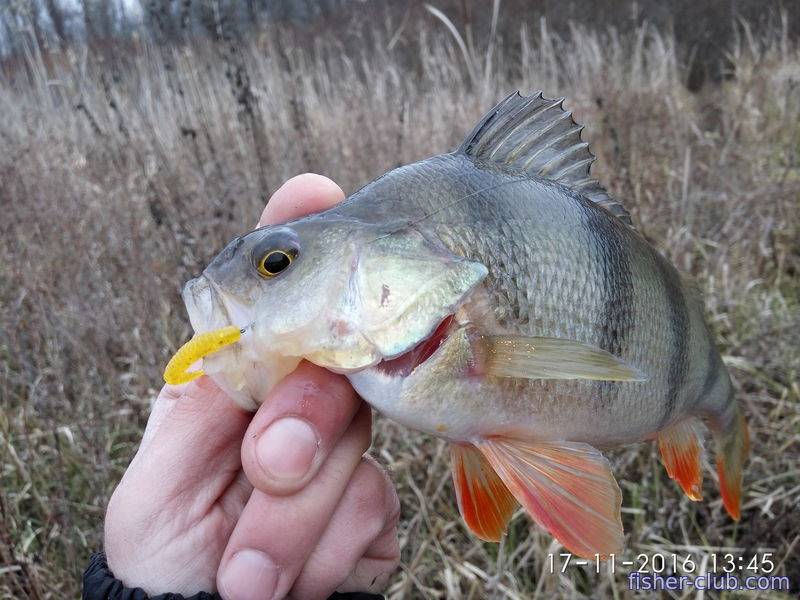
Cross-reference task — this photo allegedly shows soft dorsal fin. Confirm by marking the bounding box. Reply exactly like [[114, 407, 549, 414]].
[[458, 91, 634, 227], [680, 272, 705, 308]]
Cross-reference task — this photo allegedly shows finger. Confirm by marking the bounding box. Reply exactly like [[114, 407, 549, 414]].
[[135, 174, 342, 479], [336, 517, 400, 596], [240, 361, 361, 496], [139, 380, 193, 452], [289, 457, 400, 600], [135, 174, 343, 487], [217, 404, 372, 600], [259, 173, 344, 226], [119, 377, 251, 514]]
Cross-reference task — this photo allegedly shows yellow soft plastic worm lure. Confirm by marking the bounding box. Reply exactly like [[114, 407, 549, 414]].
[[163, 325, 242, 385]]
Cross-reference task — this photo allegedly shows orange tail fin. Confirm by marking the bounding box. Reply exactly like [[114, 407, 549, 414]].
[[477, 437, 623, 559], [658, 419, 704, 501], [710, 405, 750, 520], [450, 444, 518, 541]]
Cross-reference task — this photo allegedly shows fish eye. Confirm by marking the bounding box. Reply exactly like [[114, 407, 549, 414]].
[[256, 249, 294, 278]]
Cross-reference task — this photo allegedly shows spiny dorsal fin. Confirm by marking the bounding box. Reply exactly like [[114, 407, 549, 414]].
[[458, 91, 634, 228]]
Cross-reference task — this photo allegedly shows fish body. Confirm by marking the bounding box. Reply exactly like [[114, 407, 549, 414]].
[[174, 92, 749, 558], [338, 153, 727, 447]]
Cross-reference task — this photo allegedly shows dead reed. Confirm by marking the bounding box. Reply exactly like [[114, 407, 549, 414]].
[[0, 14, 798, 599]]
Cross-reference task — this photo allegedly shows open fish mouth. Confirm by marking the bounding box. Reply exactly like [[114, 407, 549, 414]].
[[183, 275, 255, 334], [163, 276, 246, 386], [375, 314, 456, 377], [182, 276, 232, 332]]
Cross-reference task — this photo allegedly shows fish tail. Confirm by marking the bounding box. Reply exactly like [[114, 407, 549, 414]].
[[708, 400, 749, 520]]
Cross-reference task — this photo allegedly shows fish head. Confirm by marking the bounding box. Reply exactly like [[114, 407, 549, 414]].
[[182, 215, 487, 410]]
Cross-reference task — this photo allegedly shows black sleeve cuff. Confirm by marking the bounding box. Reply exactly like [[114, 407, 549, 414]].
[[83, 552, 220, 600], [83, 552, 384, 600]]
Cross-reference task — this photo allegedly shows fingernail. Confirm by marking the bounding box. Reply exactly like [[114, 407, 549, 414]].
[[219, 549, 277, 600], [257, 417, 318, 480]]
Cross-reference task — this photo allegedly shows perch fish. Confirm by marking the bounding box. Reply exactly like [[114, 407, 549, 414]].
[[165, 92, 749, 558]]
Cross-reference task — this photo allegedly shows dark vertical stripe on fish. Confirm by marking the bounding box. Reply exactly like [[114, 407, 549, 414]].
[[700, 339, 722, 399], [583, 201, 635, 408], [655, 256, 690, 428]]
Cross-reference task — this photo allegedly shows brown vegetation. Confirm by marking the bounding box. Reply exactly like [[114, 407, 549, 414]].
[[1, 11, 798, 599]]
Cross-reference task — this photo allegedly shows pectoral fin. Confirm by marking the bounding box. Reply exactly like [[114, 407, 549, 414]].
[[477, 437, 624, 558], [658, 419, 704, 501], [480, 335, 646, 381], [451, 444, 518, 542]]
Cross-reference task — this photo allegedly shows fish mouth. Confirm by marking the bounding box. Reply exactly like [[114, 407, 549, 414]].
[[375, 314, 456, 377], [183, 275, 250, 338]]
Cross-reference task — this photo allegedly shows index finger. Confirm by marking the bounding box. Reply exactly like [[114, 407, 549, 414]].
[[240, 362, 362, 496], [259, 173, 345, 226], [246, 174, 358, 497]]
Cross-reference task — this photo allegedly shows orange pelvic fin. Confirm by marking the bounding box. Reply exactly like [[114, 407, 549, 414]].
[[451, 443, 517, 542], [657, 419, 704, 501], [477, 437, 623, 559], [711, 406, 750, 520]]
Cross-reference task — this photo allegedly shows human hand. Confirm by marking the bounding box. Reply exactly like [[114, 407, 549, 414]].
[[104, 175, 400, 600]]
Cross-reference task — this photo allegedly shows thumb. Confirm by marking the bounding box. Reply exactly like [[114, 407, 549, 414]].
[[138, 380, 193, 452], [139, 369, 247, 451], [124, 376, 251, 506]]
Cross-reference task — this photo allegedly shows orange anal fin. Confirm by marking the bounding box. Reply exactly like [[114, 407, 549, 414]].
[[451, 444, 518, 542], [477, 438, 623, 559], [657, 419, 704, 501]]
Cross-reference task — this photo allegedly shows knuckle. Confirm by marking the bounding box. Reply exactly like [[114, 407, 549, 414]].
[[104, 472, 165, 546], [103, 486, 142, 559], [104, 482, 135, 533], [312, 370, 357, 409], [103, 493, 124, 543], [348, 459, 397, 532], [261, 364, 359, 432]]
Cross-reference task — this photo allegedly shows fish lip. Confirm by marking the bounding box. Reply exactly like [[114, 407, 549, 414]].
[[204, 277, 237, 326], [183, 275, 241, 333]]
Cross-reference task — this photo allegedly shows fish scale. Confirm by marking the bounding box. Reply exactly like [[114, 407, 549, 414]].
[[340, 167, 668, 440], [356, 193, 663, 441], [172, 91, 749, 557]]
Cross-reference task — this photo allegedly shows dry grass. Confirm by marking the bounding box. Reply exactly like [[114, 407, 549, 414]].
[[1, 13, 799, 600]]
